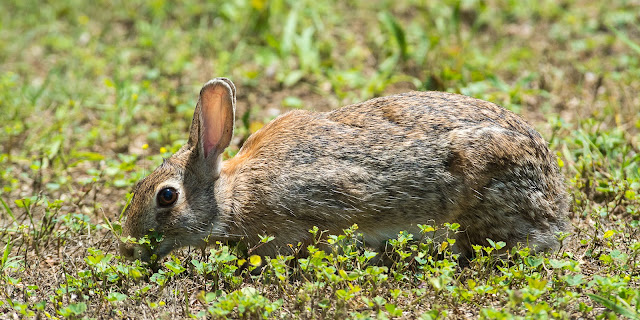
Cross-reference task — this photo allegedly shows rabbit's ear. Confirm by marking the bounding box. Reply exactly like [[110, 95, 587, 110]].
[[189, 78, 236, 168]]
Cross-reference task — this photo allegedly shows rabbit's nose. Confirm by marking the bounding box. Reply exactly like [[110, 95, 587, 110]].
[[119, 242, 135, 260], [120, 242, 153, 262]]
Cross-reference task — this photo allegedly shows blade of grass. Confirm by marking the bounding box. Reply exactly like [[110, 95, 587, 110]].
[[281, 6, 299, 56], [588, 293, 640, 319], [379, 12, 407, 61], [608, 25, 640, 55], [0, 197, 17, 224], [1, 237, 11, 270]]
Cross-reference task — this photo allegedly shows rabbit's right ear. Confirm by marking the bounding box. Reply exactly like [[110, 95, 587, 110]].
[[188, 78, 236, 174]]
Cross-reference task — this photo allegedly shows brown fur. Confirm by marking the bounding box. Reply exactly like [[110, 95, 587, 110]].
[[120, 78, 568, 262]]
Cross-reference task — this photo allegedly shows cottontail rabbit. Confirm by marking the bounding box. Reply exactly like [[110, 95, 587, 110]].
[[120, 78, 568, 262]]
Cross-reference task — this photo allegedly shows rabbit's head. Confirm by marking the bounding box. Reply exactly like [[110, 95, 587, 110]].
[[119, 78, 236, 262]]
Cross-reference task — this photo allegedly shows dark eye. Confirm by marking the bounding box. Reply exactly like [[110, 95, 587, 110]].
[[157, 187, 178, 207]]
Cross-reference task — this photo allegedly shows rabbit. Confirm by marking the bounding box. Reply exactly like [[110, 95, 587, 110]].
[[119, 77, 569, 263]]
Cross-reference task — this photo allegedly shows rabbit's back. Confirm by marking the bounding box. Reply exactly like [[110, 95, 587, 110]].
[[216, 91, 568, 257]]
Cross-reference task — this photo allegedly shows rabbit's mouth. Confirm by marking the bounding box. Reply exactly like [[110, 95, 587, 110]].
[[119, 235, 172, 263], [150, 241, 177, 262]]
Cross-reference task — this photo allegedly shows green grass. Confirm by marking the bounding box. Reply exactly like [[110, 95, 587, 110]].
[[1, 0, 639, 318]]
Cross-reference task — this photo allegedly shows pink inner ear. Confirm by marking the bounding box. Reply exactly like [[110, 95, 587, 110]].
[[201, 88, 227, 159]]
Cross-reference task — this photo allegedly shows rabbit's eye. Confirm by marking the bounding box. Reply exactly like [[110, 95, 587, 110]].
[[157, 187, 178, 207]]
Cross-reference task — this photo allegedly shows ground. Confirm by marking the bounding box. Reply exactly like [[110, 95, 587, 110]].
[[0, 0, 639, 319]]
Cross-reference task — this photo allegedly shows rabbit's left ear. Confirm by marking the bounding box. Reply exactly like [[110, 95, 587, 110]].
[[188, 78, 236, 171]]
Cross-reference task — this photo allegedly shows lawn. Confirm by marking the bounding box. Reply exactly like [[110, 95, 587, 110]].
[[0, 0, 639, 318]]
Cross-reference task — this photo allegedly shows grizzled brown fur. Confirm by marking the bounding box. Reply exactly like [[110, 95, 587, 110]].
[[120, 78, 568, 262]]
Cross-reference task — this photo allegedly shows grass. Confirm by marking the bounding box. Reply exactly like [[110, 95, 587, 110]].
[[1, 0, 639, 318]]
